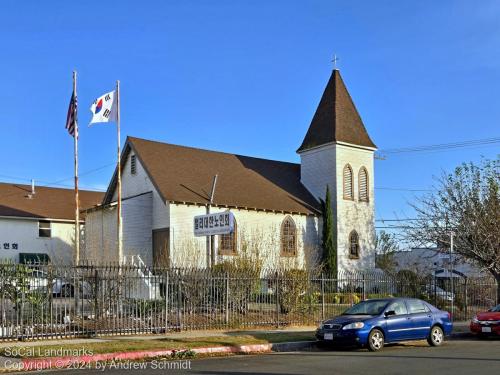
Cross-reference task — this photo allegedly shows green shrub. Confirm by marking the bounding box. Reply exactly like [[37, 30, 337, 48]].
[[275, 269, 315, 314], [212, 257, 262, 315]]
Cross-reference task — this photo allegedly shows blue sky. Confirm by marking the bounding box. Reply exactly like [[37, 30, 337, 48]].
[[0, 0, 499, 228]]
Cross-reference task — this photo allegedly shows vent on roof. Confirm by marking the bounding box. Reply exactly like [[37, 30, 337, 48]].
[[130, 155, 137, 175], [26, 179, 36, 199]]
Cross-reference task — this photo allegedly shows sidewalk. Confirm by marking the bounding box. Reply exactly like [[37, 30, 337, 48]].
[[0, 326, 317, 371], [0, 321, 471, 349], [0, 322, 473, 372], [0, 325, 316, 349]]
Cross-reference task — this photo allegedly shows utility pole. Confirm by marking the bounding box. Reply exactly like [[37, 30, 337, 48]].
[[450, 232, 455, 321], [206, 175, 218, 268]]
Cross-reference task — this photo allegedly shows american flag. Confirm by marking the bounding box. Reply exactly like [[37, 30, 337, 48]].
[[65, 92, 78, 137]]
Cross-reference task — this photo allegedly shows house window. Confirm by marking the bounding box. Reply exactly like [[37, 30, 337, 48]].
[[343, 164, 354, 200], [358, 167, 369, 202], [38, 221, 51, 238], [280, 216, 297, 256], [349, 230, 359, 258], [219, 219, 237, 255], [130, 155, 137, 175]]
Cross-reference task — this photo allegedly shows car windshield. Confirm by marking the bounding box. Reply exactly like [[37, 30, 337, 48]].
[[343, 300, 389, 315], [490, 305, 500, 312]]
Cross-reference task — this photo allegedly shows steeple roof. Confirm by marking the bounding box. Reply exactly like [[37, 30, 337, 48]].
[[297, 70, 376, 152]]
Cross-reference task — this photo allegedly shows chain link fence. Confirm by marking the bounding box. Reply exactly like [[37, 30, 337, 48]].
[[0, 263, 497, 340]]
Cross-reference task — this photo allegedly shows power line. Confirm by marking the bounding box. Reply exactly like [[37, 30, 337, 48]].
[[378, 136, 500, 155], [1, 136, 495, 200], [376, 187, 433, 192], [375, 226, 412, 229], [37, 162, 115, 187], [0, 163, 114, 191], [376, 218, 420, 222], [0, 174, 33, 183], [0, 163, 112, 200]]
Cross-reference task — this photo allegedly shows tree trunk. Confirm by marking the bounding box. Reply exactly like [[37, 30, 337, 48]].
[[496, 275, 500, 305], [492, 271, 500, 305]]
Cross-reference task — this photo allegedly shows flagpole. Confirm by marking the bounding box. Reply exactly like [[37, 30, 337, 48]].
[[73, 71, 80, 266], [116, 80, 123, 265]]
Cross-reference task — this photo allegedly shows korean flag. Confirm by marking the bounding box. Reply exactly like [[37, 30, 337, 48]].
[[89, 90, 117, 125]]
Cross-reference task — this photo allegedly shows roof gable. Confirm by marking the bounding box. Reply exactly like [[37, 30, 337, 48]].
[[104, 137, 320, 215], [297, 70, 376, 152]]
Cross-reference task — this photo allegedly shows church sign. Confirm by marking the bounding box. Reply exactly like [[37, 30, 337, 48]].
[[194, 212, 234, 237]]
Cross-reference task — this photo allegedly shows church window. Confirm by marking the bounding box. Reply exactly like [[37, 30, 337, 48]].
[[358, 167, 369, 202], [343, 164, 354, 200], [349, 230, 360, 258], [280, 216, 297, 256], [219, 219, 237, 255]]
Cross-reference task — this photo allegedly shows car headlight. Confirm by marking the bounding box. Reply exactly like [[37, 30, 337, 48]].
[[318, 322, 325, 329], [472, 316, 479, 324], [342, 322, 365, 330]]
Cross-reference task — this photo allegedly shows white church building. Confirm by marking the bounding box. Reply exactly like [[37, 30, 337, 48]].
[[84, 69, 377, 273]]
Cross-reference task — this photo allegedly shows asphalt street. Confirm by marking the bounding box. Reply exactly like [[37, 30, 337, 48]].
[[46, 338, 500, 375]]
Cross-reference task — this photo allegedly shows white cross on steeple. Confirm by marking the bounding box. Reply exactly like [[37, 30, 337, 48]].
[[332, 54, 339, 70]]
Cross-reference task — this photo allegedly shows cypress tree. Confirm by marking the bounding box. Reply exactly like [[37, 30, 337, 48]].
[[320, 185, 337, 276]]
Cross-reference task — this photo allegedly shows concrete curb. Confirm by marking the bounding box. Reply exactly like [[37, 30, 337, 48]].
[[2, 333, 475, 371], [9, 341, 316, 372]]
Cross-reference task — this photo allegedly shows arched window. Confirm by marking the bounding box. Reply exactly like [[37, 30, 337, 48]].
[[358, 167, 369, 202], [280, 216, 297, 256], [219, 219, 237, 255], [349, 230, 360, 258], [343, 164, 354, 200]]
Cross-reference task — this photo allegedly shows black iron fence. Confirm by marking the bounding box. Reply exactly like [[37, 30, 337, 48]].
[[0, 263, 497, 340]]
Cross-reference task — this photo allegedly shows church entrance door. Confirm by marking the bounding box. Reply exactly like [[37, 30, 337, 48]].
[[152, 228, 170, 269]]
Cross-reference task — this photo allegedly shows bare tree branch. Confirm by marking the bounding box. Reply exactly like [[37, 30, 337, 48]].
[[405, 157, 500, 300]]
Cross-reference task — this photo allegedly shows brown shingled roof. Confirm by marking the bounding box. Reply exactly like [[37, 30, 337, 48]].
[[297, 70, 376, 152], [0, 183, 103, 221], [103, 137, 321, 215]]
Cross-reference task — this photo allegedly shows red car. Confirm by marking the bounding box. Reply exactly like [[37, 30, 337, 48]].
[[470, 304, 500, 336]]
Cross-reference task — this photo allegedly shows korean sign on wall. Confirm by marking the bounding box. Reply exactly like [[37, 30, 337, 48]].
[[1, 242, 19, 250], [194, 212, 234, 237]]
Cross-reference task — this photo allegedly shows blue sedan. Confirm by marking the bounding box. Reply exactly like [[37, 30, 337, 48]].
[[316, 298, 453, 351]]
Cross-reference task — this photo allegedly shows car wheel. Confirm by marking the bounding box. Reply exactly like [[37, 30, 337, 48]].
[[368, 329, 384, 352], [428, 325, 444, 346]]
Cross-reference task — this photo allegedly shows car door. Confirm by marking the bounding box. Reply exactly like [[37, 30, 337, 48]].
[[406, 299, 433, 339], [384, 301, 413, 342]]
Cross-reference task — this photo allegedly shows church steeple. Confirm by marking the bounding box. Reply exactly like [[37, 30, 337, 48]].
[[297, 70, 376, 153]]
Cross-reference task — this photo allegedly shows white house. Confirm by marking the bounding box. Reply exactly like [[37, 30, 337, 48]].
[[0, 182, 103, 264], [392, 247, 486, 279], [84, 69, 377, 273]]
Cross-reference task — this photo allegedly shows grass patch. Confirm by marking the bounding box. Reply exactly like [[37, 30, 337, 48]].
[[0, 331, 315, 358]]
